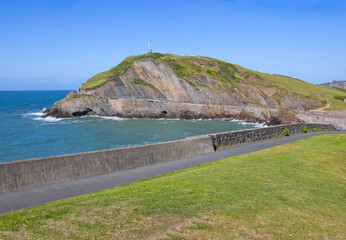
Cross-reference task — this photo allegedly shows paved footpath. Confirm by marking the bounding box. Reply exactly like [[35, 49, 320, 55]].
[[0, 131, 344, 215]]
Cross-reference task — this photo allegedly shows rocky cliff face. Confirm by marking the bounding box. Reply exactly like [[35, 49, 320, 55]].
[[44, 54, 320, 124], [321, 81, 346, 90]]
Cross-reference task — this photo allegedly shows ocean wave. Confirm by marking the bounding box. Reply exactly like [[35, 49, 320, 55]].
[[224, 118, 266, 128], [154, 118, 180, 121], [240, 121, 254, 125], [156, 118, 215, 122], [23, 108, 46, 117], [254, 122, 267, 128], [239, 121, 265, 127], [98, 116, 127, 121], [33, 116, 62, 122], [190, 118, 214, 122]]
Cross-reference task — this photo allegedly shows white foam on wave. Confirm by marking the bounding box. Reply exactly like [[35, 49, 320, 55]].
[[223, 118, 266, 128], [238, 121, 264, 127], [98, 116, 127, 121], [254, 122, 267, 128], [190, 118, 212, 122], [227, 118, 242, 122], [154, 118, 180, 121], [23, 108, 46, 117], [33, 116, 62, 122], [80, 115, 128, 121]]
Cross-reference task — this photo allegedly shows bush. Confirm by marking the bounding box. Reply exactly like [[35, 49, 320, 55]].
[[283, 128, 290, 136], [222, 142, 232, 149], [274, 133, 284, 139], [302, 126, 308, 133], [313, 128, 318, 132], [206, 67, 215, 76], [334, 95, 345, 101], [318, 128, 321, 132]]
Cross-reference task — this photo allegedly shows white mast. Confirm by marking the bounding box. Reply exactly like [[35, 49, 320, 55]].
[[148, 40, 152, 53]]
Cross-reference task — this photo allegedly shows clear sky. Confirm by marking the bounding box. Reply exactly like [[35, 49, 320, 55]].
[[0, 0, 345, 90]]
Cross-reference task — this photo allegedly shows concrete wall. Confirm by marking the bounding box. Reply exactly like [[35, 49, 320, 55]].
[[0, 123, 337, 194], [0, 135, 214, 194], [297, 114, 346, 130], [210, 123, 337, 149]]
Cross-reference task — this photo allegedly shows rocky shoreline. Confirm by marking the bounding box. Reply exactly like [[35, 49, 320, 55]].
[[43, 93, 304, 125]]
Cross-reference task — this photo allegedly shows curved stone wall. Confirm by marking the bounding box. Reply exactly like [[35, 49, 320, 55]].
[[210, 123, 337, 149]]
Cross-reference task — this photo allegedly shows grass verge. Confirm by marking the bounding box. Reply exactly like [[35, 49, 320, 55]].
[[0, 134, 345, 239]]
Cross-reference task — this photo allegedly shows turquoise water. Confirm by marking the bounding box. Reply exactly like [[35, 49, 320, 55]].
[[0, 91, 261, 162]]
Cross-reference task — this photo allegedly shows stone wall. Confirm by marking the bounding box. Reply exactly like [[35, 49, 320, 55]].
[[0, 135, 214, 194], [210, 123, 337, 149]]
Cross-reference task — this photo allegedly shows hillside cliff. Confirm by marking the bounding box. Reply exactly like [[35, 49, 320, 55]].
[[321, 81, 346, 90], [44, 53, 326, 123]]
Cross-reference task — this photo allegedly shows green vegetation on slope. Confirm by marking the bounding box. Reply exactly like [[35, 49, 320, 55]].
[[132, 77, 155, 89], [81, 53, 241, 91], [82, 53, 346, 110], [235, 65, 346, 111], [1, 134, 345, 239], [81, 54, 157, 90]]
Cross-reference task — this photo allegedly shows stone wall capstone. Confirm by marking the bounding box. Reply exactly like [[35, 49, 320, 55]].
[[0, 135, 214, 194]]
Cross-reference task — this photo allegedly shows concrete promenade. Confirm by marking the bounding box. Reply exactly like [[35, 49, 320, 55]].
[[0, 131, 344, 215]]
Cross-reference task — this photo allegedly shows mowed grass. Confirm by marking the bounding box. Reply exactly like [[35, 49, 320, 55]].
[[0, 135, 345, 239]]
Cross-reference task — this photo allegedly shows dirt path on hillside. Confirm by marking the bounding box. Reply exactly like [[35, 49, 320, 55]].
[[311, 102, 331, 112], [297, 102, 346, 129], [300, 102, 346, 119]]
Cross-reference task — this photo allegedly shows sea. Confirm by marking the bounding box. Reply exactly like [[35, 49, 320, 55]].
[[0, 91, 263, 163]]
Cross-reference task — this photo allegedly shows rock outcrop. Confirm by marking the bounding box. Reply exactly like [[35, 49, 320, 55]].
[[321, 80, 346, 90], [44, 54, 320, 124]]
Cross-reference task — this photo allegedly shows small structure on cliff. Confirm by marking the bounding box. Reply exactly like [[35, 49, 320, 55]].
[[147, 40, 152, 53]]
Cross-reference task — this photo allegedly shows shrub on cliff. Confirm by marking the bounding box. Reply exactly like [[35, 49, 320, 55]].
[[206, 67, 215, 76], [283, 128, 290, 136], [302, 126, 308, 133]]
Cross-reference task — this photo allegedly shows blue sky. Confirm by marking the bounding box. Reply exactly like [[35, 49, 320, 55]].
[[0, 0, 345, 90]]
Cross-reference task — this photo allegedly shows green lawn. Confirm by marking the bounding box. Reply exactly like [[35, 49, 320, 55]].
[[0, 135, 345, 239]]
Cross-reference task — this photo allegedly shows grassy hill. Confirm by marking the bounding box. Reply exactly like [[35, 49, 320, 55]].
[[81, 53, 346, 111], [1, 134, 345, 239], [82, 53, 243, 91], [235, 65, 346, 111]]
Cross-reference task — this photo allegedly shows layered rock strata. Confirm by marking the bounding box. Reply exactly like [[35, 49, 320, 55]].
[[44, 58, 313, 124]]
